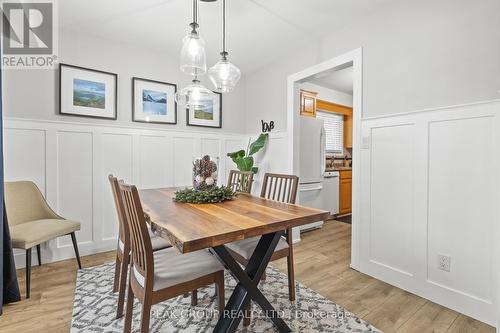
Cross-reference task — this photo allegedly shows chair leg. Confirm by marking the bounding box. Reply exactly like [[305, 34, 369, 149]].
[[25, 248, 32, 299], [112, 254, 121, 293], [116, 251, 129, 319], [215, 272, 225, 315], [287, 254, 296, 302], [70, 232, 82, 269], [124, 281, 134, 333], [191, 289, 198, 306], [36, 244, 41, 266], [140, 299, 152, 333]]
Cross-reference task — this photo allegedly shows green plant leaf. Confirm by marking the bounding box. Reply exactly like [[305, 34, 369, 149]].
[[251, 166, 259, 174], [248, 133, 269, 156], [227, 149, 245, 160], [235, 156, 254, 172]]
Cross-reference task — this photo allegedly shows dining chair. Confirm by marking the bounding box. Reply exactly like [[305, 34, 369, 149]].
[[4, 181, 82, 298], [118, 181, 225, 333], [227, 170, 254, 193], [225, 172, 299, 326], [108, 175, 172, 318]]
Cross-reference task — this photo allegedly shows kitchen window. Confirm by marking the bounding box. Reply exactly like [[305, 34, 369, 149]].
[[317, 110, 343, 153]]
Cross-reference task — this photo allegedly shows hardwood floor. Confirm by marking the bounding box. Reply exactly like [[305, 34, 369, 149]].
[[273, 220, 495, 333], [0, 220, 495, 332]]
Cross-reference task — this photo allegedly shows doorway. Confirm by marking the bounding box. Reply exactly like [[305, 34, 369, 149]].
[[286, 48, 362, 269]]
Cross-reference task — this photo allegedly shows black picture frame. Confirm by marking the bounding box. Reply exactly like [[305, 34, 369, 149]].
[[186, 91, 222, 128], [59, 63, 118, 120], [132, 77, 177, 125]]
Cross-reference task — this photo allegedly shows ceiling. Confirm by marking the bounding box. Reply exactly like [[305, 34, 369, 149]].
[[59, 0, 392, 74], [308, 66, 354, 94]]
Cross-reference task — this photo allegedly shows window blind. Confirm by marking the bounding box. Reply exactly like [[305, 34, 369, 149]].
[[317, 110, 343, 153]]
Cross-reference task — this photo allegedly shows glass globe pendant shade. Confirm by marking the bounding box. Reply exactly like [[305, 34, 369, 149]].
[[175, 79, 214, 109], [180, 32, 207, 76], [208, 58, 241, 93]]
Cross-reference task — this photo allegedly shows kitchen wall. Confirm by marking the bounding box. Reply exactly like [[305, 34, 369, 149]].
[[2, 28, 247, 133], [244, 0, 500, 133]]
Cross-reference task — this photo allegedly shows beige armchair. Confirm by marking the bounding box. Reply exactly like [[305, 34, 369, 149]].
[[5, 181, 82, 298]]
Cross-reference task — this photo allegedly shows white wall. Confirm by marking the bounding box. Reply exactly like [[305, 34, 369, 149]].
[[2, 28, 247, 133], [3, 118, 248, 268], [299, 82, 353, 107], [359, 100, 500, 325], [244, 0, 500, 133]]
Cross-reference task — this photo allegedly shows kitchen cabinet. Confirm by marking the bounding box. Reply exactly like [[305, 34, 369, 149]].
[[339, 170, 352, 215], [300, 90, 317, 117], [344, 114, 353, 148]]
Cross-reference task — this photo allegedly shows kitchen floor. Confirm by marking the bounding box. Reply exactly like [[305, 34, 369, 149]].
[[273, 220, 494, 333]]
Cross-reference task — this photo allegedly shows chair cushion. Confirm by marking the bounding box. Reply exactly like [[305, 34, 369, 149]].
[[226, 236, 289, 261], [10, 219, 81, 249], [118, 228, 170, 252], [133, 248, 224, 291]]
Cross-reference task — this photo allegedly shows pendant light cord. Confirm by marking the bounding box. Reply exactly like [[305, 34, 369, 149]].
[[190, 0, 199, 33], [221, 0, 228, 60]]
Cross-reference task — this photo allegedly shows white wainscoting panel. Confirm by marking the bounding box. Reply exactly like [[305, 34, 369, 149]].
[[4, 128, 46, 194], [369, 124, 415, 277], [3, 118, 248, 269], [139, 135, 171, 189], [101, 133, 133, 241], [427, 116, 495, 302], [360, 101, 500, 326], [56, 131, 94, 249]]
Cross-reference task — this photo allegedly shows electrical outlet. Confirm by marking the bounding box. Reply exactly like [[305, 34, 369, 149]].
[[438, 254, 451, 272]]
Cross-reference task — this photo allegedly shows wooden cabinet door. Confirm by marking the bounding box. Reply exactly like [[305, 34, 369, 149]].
[[300, 90, 317, 117], [344, 115, 353, 148], [339, 172, 352, 215]]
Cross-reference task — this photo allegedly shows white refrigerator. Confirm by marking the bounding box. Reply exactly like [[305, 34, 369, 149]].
[[297, 117, 326, 231]]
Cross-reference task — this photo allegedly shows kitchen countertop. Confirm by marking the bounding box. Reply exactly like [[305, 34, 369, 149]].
[[326, 167, 352, 172]]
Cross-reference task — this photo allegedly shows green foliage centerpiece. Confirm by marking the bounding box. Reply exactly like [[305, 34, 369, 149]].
[[173, 155, 237, 204], [174, 186, 237, 204]]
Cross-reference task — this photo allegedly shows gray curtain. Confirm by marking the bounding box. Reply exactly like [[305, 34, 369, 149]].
[[0, 63, 20, 315]]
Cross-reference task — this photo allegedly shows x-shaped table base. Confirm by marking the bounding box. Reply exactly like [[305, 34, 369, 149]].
[[211, 231, 292, 333]]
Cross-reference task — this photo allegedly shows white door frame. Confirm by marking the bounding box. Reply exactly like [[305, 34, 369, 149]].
[[286, 48, 363, 269]]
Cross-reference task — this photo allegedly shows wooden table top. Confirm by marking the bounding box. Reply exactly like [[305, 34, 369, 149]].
[[139, 188, 330, 253]]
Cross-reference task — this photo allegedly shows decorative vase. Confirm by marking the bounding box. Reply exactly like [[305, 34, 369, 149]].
[[192, 155, 219, 191]]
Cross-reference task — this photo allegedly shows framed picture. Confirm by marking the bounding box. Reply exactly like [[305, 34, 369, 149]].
[[186, 92, 222, 128], [132, 77, 177, 124], [59, 63, 117, 119]]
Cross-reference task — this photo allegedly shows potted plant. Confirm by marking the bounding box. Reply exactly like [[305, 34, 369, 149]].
[[227, 133, 269, 174]]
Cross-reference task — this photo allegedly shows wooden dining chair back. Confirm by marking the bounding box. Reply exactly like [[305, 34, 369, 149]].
[[227, 170, 254, 193], [118, 182, 154, 289], [109, 176, 130, 255], [260, 173, 299, 204]]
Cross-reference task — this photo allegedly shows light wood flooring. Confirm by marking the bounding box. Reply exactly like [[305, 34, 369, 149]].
[[0, 220, 495, 332]]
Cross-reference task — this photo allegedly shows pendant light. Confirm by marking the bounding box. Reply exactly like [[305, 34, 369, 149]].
[[208, 0, 241, 93], [175, 72, 214, 109], [180, 0, 207, 76]]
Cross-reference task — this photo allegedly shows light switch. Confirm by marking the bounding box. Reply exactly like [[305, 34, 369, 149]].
[[361, 135, 370, 149]]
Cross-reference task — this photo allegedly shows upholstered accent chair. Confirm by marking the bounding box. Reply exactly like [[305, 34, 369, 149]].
[[5, 181, 82, 298]]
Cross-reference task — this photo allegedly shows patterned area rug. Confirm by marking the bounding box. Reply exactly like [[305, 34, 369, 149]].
[[71, 262, 381, 332]]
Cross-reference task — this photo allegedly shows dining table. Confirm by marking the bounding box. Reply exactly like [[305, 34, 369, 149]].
[[139, 188, 330, 333]]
